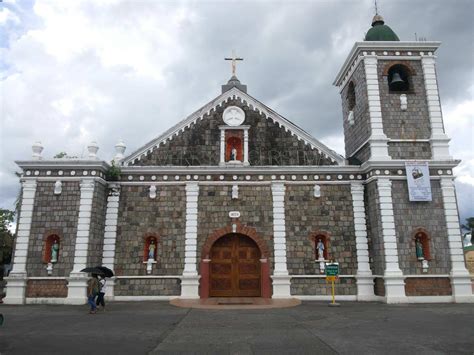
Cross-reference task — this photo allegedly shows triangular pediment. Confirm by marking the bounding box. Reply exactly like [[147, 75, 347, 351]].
[[123, 87, 345, 166]]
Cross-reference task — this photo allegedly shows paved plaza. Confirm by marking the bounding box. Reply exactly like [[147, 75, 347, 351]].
[[0, 301, 473, 354]]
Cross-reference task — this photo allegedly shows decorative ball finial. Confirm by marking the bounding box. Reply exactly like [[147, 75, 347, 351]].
[[32, 141, 44, 160], [87, 141, 99, 159], [114, 140, 126, 162]]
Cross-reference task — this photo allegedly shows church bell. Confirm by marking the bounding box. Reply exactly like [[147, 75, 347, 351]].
[[389, 72, 406, 91]]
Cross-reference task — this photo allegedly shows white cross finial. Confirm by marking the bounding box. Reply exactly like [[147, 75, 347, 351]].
[[224, 50, 243, 76]]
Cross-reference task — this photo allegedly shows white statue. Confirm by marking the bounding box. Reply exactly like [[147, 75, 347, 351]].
[[347, 110, 354, 125], [314, 184, 321, 198], [317, 239, 325, 260], [54, 180, 62, 195], [51, 240, 59, 263], [230, 146, 237, 161], [400, 94, 408, 111], [149, 185, 157, 199], [148, 240, 156, 260], [232, 184, 239, 199]]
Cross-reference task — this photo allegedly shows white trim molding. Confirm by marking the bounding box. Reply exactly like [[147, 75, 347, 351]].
[[351, 183, 375, 300], [364, 56, 390, 161], [4, 180, 37, 305], [66, 178, 96, 305], [421, 56, 452, 160], [271, 182, 291, 297], [440, 178, 474, 303], [377, 178, 407, 303], [101, 183, 121, 298], [180, 182, 200, 298]]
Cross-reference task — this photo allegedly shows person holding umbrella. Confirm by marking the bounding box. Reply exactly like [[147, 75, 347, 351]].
[[96, 275, 107, 311], [87, 273, 100, 314]]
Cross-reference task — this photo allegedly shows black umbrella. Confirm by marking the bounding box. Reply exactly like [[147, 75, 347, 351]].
[[95, 266, 114, 278], [80, 267, 105, 275]]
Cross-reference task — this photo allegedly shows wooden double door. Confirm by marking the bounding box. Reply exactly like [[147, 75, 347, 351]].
[[209, 234, 261, 297]]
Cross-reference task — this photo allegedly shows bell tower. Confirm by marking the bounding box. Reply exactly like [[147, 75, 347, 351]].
[[334, 14, 452, 163]]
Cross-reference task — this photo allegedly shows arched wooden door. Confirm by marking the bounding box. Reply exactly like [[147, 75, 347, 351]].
[[209, 234, 261, 297]]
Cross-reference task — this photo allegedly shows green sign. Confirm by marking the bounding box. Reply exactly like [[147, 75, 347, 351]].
[[325, 263, 339, 277]]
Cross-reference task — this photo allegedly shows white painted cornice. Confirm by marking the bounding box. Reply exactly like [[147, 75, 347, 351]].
[[120, 165, 359, 174], [122, 87, 345, 166], [15, 160, 110, 170], [334, 41, 441, 86], [359, 159, 460, 172]]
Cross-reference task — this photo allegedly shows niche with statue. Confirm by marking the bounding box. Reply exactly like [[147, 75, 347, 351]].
[[43, 234, 60, 275], [312, 233, 329, 274], [413, 229, 431, 272], [143, 235, 158, 274]]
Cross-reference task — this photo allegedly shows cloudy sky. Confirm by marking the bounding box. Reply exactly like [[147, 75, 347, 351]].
[[1, 0, 473, 223]]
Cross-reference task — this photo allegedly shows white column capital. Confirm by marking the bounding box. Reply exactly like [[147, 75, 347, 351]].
[[271, 182, 286, 194], [185, 182, 199, 194]]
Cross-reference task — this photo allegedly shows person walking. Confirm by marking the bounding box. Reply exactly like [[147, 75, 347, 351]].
[[96, 275, 107, 311], [87, 274, 99, 314]]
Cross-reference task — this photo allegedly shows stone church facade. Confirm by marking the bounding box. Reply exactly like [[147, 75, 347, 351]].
[[5, 16, 473, 304]]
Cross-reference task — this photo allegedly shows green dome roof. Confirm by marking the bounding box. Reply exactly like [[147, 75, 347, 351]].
[[364, 15, 400, 41]]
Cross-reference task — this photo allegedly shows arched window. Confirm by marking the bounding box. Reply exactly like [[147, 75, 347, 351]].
[[43, 234, 60, 263], [388, 64, 410, 92], [413, 229, 431, 261], [143, 235, 158, 261], [347, 81, 356, 111]]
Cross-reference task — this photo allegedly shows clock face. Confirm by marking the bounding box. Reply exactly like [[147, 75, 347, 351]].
[[223, 106, 245, 126]]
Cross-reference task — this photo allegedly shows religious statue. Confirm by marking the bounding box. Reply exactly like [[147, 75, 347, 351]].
[[415, 237, 424, 260], [51, 240, 59, 263], [317, 239, 325, 260], [148, 240, 156, 260], [230, 146, 237, 161], [54, 180, 62, 195]]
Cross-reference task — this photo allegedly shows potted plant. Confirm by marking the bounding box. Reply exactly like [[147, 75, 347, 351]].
[[106, 161, 121, 181]]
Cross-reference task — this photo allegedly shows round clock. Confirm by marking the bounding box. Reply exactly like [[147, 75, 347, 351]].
[[223, 106, 245, 126]]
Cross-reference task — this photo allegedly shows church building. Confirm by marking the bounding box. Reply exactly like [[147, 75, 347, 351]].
[[5, 15, 473, 304]]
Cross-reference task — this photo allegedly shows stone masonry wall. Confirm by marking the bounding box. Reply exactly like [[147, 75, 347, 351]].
[[341, 62, 370, 161], [404, 278, 451, 296], [131, 99, 336, 167], [115, 185, 186, 277], [27, 181, 80, 277], [197, 185, 274, 265], [378, 60, 432, 159], [388, 142, 431, 160], [114, 278, 180, 296], [290, 278, 356, 296], [285, 185, 357, 275], [392, 180, 450, 275], [87, 182, 107, 267], [365, 181, 385, 275], [26, 280, 68, 298]]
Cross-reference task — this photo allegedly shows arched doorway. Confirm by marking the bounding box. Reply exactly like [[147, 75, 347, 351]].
[[209, 234, 261, 297]]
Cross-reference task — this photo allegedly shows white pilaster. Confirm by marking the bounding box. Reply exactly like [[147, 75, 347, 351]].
[[66, 178, 95, 305], [271, 182, 291, 297], [421, 56, 452, 160], [219, 130, 225, 165], [180, 182, 200, 298], [243, 129, 249, 165], [3, 180, 37, 304], [350, 183, 375, 300], [364, 56, 390, 161], [377, 178, 407, 303], [440, 178, 473, 302], [101, 184, 120, 299]]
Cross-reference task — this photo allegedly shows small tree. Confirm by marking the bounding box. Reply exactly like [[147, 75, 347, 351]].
[[462, 217, 474, 244], [0, 209, 15, 277], [106, 161, 121, 181]]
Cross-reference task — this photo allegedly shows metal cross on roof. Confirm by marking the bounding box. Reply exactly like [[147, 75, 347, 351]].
[[225, 50, 243, 76]]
